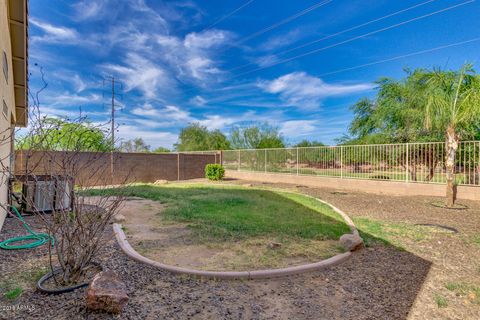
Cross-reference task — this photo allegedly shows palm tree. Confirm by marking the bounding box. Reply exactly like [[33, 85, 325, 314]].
[[422, 64, 480, 206]]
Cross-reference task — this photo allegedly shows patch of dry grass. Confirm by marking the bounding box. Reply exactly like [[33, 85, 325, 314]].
[[445, 282, 480, 305], [202, 237, 345, 270]]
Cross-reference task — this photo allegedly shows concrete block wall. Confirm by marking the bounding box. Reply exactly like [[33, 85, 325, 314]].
[[14, 150, 218, 187], [226, 170, 480, 201]]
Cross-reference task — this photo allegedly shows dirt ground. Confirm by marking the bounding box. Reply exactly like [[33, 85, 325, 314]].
[[218, 179, 480, 320], [118, 196, 343, 271], [0, 178, 479, 319]]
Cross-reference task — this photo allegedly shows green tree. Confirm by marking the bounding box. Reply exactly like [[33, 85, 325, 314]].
[[16, 118, 112, 151], [293, 140, 324, 147], [208, 129, 231, 150], [118, 138, 151, 153], [348, 70, 443, 144], [175, 123, 230, 151], [230, 123, 285, 149], [152, 146, 170, 153], [421, 64, 480, 206], [346, 65, 480, 206]]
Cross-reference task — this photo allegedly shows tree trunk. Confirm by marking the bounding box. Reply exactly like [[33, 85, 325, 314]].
[[445, 126, 458, 207]]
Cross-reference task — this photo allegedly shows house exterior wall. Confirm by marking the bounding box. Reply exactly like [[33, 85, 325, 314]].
[[0, 0, 18, 230]]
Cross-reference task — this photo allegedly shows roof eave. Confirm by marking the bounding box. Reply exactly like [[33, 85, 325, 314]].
[[8, 0, 28, 127]]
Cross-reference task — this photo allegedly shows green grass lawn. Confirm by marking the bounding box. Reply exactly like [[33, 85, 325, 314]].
[[86, 184, 351, 242]]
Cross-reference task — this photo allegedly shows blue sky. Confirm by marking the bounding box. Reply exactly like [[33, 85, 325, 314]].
[[29, 0, 480, 149]]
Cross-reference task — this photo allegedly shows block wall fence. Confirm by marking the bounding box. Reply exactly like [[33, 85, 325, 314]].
[[14, 150, 219, 186]]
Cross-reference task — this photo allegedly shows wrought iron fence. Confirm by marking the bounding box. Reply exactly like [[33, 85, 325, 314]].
[[221, 141, 480, 186]]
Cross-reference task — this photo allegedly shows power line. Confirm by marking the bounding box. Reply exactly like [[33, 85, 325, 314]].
[[228, 0, 439, 72], [206, 0, 256, 30], [233, 0, 474, 78], [186, 36, 480, 99], [234, 0, 332, 45], [317, 37, 480, 78]]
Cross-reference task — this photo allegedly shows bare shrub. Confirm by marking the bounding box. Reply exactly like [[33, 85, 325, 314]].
[[3, 67, 130, 285]]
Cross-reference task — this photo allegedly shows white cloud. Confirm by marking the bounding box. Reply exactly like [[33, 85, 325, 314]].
[[131, 103, 192, 122], [72, 0, 168, 28], [30, 18, 78, 43], [260, 72, 373, 109], [131, 103, 158, 117], [70, 74, 87, 92], [196, 110, 277, 131], [197, 115, 236, 130], [102, 53, 170, 99], [99, 28, 232, 98], [155, 29, 233, 83], [128, 0, 169, 28], [72, 0, 108, 20], [131, 102, 277, 132], [253, 54, 281, 68], [259, 29, 302, 52], [38, 104, 109, 120], [42, 92, 102, 107], [190, 95, 207, 106], [156, 34, 180, 49], [51, 71, 89, 93], [164, 105, 192, 122], [280, 120, 318, 137], [186, 57, 221, 79], [184, 30, 231, 49]]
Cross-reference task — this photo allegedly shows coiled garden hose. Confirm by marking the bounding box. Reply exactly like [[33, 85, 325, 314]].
[[0, 207, 54, 250]]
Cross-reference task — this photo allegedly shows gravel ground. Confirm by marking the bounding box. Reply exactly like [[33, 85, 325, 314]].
[[0, 179, 479, 319]]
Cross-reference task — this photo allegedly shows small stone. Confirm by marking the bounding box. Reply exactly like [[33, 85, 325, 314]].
[[113, 214, 126, 223], [339, 233, 363, 251], [242, 183, 253, 187], [268, 242, 282, 249], [86, 271, 129, 314]]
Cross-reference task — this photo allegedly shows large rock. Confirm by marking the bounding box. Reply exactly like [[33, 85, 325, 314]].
[[340, 233, 364, 251], [86, 271, 128, 314]]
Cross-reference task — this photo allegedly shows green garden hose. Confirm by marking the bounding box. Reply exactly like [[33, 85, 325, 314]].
[[0, 207, 53, 250]]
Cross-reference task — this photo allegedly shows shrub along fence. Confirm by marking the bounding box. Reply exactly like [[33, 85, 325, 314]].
[[221, 141, 480, 186]]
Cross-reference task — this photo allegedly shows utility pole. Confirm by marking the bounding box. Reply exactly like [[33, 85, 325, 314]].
[[111, 77, 115, 147], [103, 76, 123, 184], [103, 76, 123, 148]]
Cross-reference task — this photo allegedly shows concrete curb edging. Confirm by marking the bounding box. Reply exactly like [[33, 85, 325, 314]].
[[112, 192, 361, 280]]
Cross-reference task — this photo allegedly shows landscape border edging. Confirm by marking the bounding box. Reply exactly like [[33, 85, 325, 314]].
[[112, 192, 361, 280]]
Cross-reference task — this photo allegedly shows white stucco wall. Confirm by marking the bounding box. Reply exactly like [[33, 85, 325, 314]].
[[0, 0, 18, 231]]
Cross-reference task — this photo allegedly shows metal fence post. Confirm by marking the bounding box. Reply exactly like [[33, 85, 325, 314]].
[[296, 148, 299, 175], [478, 141, 480, 186], [340, 146, 344, 179], [264, 149, 267, 173], [238, 150, 240, 171], [405, 143, 409, 183], [177, 153, 180, 181]]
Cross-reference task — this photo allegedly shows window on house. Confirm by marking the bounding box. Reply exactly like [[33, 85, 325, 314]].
[[2, 100, 8, 119], [2, 51, 8, 83]]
